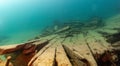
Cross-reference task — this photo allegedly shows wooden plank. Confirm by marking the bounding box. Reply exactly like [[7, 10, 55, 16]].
[[70, 34, 78, 45], [32, 47, 56, 66], [62, 37, 73, 45], [105, 14, 120, 29], [85, 31, 108, 54], [70, 34, 97, 66], [55, 26, 70, 33], [63, 45, 89, 66], [56, 45, 72, 66], [40, 34, 57, 40], [0, 40, 38, 50], [49, 36, 72, 66], [28, 36, 58, 66], [62, 36, 91, 66], [0, 39, 48, 55], [96, 28, 118, 35], [89, 31, 112, 48], [0, 34, 57, 55]]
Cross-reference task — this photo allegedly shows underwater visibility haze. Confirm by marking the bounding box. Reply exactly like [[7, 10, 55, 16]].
[[0, 0, 120, 45]]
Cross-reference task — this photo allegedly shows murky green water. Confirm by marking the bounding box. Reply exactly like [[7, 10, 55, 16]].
[[0, 0, 120, 45]]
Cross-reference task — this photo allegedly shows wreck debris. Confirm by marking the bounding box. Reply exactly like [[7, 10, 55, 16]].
[[32, 47, 56, 66], [28, 37, 58, 66], [40, 16, 105, 38], [0, 15, 120, 66], [95, 51, 118, 66], [0, 40, 40, 55], [55, 26, 70, 34], [56, 45, 72, 66]]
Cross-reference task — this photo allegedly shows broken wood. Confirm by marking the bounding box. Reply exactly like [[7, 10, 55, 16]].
[[28, 36, 58, 66], [32, 47, 56, 66], [0, 39, 47, 55], [55, 26, 70, 34], [63, 44, 90, 66], [56, 44, 72, 66]]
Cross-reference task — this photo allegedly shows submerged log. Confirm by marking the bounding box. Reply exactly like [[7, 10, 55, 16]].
[[56, 45, 72, 66], [55, 26, 70, 34], [0, 39, 46, 55], [0, 44, 26, 55]]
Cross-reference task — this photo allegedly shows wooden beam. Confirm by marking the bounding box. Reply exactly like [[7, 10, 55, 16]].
[[56, 45, 72, 66], [28, 36, 58, 66], [32, 47, 56, 66]]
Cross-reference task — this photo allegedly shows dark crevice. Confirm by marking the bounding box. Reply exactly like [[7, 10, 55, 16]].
[[36, 41, 49, 51], [53, 48, 57, 66], [84, 35, 98, 65], [83, 33, 99, 66]]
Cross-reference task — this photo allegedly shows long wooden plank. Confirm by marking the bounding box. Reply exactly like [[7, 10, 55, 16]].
[[56, 45, 72, 66], [32, 47, 56, 66], [96, 28, 118, 35], [28, 36, 58, 66], [0, 39, 48, 55], [85, 31, 108, 54], [71, 34, 97, 66], [89, 31, 113, 49], [45, 36, 72, 66], [40, 34, 57, 40], [62, 37, 89, 66], [63, 44, 88, 66]]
